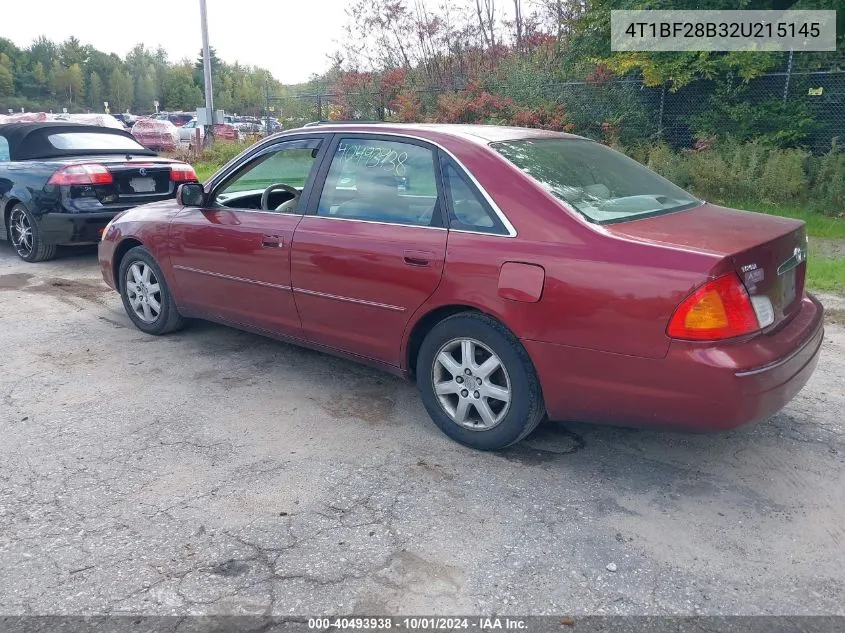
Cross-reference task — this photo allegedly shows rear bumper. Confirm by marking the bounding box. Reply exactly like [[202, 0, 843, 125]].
[[525, 294, 824, 431], [39, 211, 126, 246]]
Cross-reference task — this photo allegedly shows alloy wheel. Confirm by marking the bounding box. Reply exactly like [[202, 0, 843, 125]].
[[10, 209, 33, 257], [125, 261, 162, 324], [431, 337, 512, 430]]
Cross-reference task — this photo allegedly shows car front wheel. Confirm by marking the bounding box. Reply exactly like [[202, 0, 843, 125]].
[[118, 246, 184, 335], [416, 312, 545, 450]]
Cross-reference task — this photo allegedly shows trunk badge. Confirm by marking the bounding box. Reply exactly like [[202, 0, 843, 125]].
[[777, 247, 807, 275], [139, 167, 148, 176]]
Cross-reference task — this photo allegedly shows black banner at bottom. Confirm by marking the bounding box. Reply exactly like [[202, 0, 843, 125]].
[[1, 616, 843, 633]]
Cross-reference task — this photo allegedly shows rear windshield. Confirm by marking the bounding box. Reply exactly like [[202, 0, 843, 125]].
[[47, 132, 146, 152], [492, 138, 700, 224]]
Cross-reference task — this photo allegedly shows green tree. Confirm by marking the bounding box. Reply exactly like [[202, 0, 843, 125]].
[[162, 64, 203, 111], [60, 36, 89, 68], [50, 62, 85, 108], [194, 47, 222, 92], [134, 64, 157, 112], [27, 36, 57, 71], [88, 71, 104, 109], [572, 0, 785, 89], [62, 63, 85, 107], [109, 67, 133, 113], [0, 64, 13, 97], [32, 61, 46, 85]]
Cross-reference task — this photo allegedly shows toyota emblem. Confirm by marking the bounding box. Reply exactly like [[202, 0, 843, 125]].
[[139, 167, 147, 176]]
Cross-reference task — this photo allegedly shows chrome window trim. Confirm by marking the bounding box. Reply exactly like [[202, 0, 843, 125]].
[[205, 135, 325, 194], [303, 214, 447, 231], [302, 130, 517, 237]]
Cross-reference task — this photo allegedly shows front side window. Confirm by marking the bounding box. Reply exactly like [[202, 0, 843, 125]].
[[47, 132, 146, 152], [214, 139, 321, 212], [0, 136, 9, 162], [492, 138, 700, 224], [316, 138, 439, 227]]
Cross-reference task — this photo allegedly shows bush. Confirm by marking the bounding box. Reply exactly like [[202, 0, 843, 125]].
[[691, 85, 818, 149], [197, 139, 251, 166], [759, 149, 807, 204], [646, 143, 689, 189], [807, 141, 845, 216], [636, 137, 841, 215]]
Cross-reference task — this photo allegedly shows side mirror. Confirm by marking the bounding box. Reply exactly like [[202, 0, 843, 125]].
[[177, 182, 205, 207]]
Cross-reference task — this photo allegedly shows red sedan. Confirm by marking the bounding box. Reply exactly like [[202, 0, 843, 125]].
[[98, 123, 823, 450]]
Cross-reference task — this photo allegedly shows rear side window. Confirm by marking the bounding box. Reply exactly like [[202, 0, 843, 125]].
[[493, 138, 699, 224], [316, 138, 439, 227], [0, 136, 9, 161], [47, 132, 146, 152], [442, 162, 506, 234]]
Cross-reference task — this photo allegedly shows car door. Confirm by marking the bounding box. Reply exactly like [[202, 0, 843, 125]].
[[291, 134, 448, 366], [169, 137, 326, 339]]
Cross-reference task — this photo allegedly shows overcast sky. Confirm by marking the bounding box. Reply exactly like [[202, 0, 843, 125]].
[[2, 0, 350, 83]]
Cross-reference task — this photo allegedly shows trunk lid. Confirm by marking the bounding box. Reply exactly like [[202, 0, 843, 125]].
[[50, 155, 180, 205], [106, 161, 174, 202], [606, 203, 807, 327]]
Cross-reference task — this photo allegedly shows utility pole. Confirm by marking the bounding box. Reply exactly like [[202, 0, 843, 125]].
[[200, 0, 215, 145]]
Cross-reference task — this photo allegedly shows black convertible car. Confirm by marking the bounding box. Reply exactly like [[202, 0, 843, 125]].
[[0, 122, 197, 262]]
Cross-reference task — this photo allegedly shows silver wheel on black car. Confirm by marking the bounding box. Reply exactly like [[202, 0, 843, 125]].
[[7, 204, 57, 262]]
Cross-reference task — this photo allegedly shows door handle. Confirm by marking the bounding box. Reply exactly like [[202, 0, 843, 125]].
[[262, 234, 283, 248], [403, 249, 435, 267]]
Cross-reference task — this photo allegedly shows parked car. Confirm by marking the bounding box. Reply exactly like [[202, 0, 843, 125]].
[[3, 112, 51, 123], [179, 118, 204, 146], [53, 113, 125, 130], [98, 123, 823, 450], [0, 122, 197, 262], [212, 123, 240, 141], [113, 113, 139, 128], [131, 118, 180, 152], [154, 112, 194, 128]]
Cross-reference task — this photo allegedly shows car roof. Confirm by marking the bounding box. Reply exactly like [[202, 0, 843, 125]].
[[0, 122, 155, 160], [288, 122, 584, 145]]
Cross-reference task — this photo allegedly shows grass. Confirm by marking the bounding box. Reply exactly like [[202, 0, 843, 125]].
[[195, 162, 221, 183], [724, 201, 844, 295], [723, 200, 845, 239], [806, 256, 845, 294]]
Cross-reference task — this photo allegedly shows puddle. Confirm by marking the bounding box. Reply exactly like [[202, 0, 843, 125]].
[[0, 273, 34, 290], [501, 420, 586, 464]]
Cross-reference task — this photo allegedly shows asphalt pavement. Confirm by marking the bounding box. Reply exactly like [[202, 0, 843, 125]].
[[1, 244, 843, 616]]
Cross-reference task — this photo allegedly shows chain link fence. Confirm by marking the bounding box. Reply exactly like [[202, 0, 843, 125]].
[[266, 69, 844, 154]]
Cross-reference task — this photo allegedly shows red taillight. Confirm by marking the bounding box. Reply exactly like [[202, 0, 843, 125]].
[[170, 164, 197, 182], [667, 273, 759, 341], [48, 164, 113, 186]]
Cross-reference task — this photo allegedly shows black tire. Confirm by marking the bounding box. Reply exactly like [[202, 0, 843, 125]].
[[8, 204, 57, 262], [118, 246, 184, 335], [416, 312, 545, 450]]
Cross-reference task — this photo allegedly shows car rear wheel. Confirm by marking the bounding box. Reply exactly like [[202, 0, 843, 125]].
[[118, 246, 183, 335], [416, 312, 545, 450], [8, 204, 57, 262]]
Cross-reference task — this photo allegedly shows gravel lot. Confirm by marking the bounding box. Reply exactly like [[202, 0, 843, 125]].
[[1, 244, 843, 616]]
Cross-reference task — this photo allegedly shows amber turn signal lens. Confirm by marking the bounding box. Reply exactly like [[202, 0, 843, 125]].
[[667, 273, 759, 341]]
